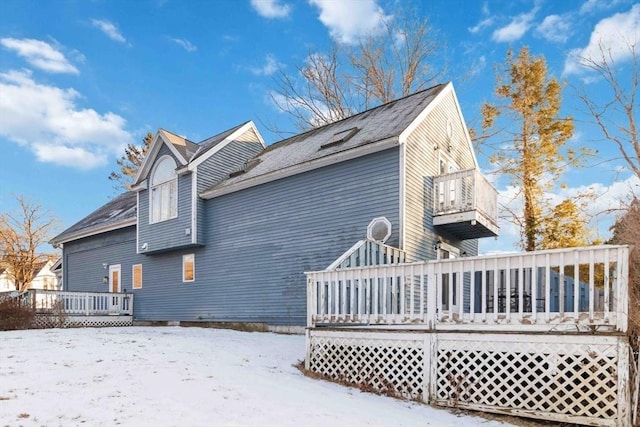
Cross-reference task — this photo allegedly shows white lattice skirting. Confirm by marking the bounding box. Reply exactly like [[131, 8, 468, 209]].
[[307, 330, 630, 426], [34, 314, 133, 328]]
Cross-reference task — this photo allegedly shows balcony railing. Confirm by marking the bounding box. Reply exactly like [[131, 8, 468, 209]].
[[306, 245, 630, 333], [433, 169, 498, 238]]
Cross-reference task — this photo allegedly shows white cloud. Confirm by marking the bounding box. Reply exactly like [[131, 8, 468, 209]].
[[91, 19, 127, 44], [0, 38, 79, 74], [469, 1, 494, 34], [564, 4, 640, 75], [250, 0, 291, 19], [481, 174, 639, 252], [536, 14, 571, 43], [0, 69, 133, 170], [251, 54, 281, 76], [469, 17, 494, 34], [580, 0, 626, 15], [492, 5, 539, 42], [309, 0, 390, 44], [468, 55, 487, 77], [168, 37, 197, 52]]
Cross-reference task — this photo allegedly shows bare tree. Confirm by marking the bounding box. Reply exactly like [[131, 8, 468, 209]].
[[577, 40, 639, 180], [271, 3, 442, 131], [0, 196, 58, 292]]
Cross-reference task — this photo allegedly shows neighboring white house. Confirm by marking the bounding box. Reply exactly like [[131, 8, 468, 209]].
[[0, 259, 59, 292], [0, 268, 14, 292]]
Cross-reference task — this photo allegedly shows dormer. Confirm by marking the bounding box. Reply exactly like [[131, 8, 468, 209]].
[[133, 122, 265, 254]]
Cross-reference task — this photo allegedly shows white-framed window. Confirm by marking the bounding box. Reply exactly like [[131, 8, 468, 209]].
[[132, 264, 142, 289], [183, 254, 194, 282], [150, 156, 178, 223]]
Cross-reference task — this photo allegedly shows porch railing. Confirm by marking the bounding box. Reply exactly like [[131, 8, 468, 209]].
[[433, 168, 498, 221], [306, 245, 630, 332], [27, 290, 133, 316], [326, 239, 406, 270]]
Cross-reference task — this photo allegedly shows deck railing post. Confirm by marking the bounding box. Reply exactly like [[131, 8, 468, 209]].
[[307, 276, 313, 328], [426, 262, 437, 329]]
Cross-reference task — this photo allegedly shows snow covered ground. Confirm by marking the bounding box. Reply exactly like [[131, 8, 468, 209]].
[[0, 327, 513, 426]]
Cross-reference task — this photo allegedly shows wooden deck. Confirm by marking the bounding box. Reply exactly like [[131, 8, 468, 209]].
[[305, 244, 635, 427]]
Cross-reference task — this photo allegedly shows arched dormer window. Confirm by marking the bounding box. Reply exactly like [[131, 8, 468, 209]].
[[150, 156, 178, 223]]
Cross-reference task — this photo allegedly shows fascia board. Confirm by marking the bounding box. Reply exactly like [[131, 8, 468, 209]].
[[188, 122, 264, 171], [398, 82, 452, 145], [50, 218, 137, 246]]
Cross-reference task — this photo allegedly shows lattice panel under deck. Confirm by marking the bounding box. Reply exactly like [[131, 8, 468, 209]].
[[436, 339, 619, 421], [33, 314, 133, 328], [308, 335, 424, 399]]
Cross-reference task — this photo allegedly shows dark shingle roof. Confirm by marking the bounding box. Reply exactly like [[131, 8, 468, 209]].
[[51, 85, 447, 243], [210, 83, 446, 191], [50, 192, 137, 245]]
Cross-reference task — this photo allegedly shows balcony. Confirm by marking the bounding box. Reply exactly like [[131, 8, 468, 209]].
[[432, 169, 498, 239]]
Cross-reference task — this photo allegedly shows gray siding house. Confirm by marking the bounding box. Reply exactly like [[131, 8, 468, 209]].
[[51, 82, 499, 327]]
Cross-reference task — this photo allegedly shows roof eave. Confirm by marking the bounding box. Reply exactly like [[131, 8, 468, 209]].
[[50, 217, 137, 246]]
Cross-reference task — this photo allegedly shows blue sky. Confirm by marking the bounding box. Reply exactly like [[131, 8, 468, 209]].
[[0, 0, 638, 254]]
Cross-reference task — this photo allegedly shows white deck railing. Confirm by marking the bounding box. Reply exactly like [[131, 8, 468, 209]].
[[306, 245, 630, 333], [433, 168, 498, 221], [27, 290, 133, 316], [326, 239, 406, 270]]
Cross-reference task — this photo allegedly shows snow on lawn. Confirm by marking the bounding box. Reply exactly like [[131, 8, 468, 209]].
[[0, 327, 513, 427]]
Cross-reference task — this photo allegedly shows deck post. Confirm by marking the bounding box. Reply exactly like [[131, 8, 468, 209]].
[[307, 277, 313, 328], [426, 262, 437, 329], [617, 340, 631, 427], [422, 333, 432, 403]]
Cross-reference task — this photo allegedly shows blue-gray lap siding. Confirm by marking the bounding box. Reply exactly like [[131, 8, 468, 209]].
[[195, 139, 264, 246], [64, 148, 399, 324], [63, 226, 144, 295], [150, 147, 399, 325], [196, 148, 400, 325], [137, 145, 194, 253]]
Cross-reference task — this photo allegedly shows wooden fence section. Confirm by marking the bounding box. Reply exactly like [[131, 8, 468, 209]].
[[306, 245, 630, 332], [27, 289, 133, 316]]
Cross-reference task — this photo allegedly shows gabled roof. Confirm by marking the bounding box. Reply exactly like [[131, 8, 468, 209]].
[[158, 129, 199, 161], [132, 122, 262, 186], [191, 121, 249, 161], [201, 83, 447, 198], [50, 192, 137, 245]]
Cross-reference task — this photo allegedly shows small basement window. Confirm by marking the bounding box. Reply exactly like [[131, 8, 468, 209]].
[[320, 127, 359, 150]]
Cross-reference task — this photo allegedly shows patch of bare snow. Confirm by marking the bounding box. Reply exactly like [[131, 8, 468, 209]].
[[0, 327, 513, 426]]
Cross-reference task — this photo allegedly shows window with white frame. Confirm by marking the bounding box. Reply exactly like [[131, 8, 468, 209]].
[[183, 254, 194, 282], [132, 264, 142, 289], [150, 156, 178, 223]]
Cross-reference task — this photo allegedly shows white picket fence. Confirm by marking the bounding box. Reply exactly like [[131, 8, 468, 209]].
[[307, 245, 630, 333]]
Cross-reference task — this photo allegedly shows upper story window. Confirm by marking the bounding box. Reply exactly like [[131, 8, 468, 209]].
[[150, 156, 178, 223]]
